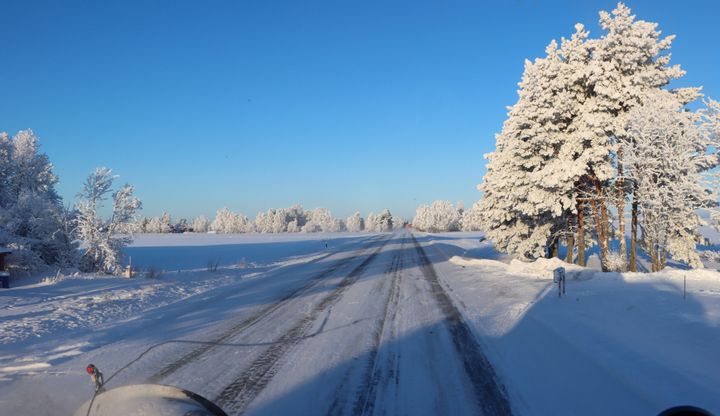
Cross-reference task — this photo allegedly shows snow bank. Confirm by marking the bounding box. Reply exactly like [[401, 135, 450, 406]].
[[451, 253, 720, 284], [450, 255, 596, 280]]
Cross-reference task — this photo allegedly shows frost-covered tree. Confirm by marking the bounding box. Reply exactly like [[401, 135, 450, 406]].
[[286, 219, 300, 232], [303, 208, 343, 232], [210, 208, 253, 233], [700, 99, 720, 170], [193, 215, 209, 233], [0, 130, 77, 270], [413, 201, 461, 232], [587, 3, 700, 270], [255, 205, 307, 233], [54, 205, 80, 267], [379, 209, 393, 232], [366, 212, 377, 232], [475, 3, 707, 270], [134, 217, 150, 233], [253, 205, 344, 233], [145, 217, 163, 233], [346, 212, 364, 232], [477, 30, 593, 259], [460, 202, 484, 231], [366, 209, 393, 232], [174, 218, 189, 233], [160, 212, 172, 233], [139, 213, 174, 233], [76, 167, 141, 274], [626, 91, 717, 270]]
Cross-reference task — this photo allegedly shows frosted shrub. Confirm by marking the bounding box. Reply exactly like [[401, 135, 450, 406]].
[[605, 251, 626, 272]]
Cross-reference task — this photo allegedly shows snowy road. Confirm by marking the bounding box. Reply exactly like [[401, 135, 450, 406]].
[[143, 231, 510, 415]]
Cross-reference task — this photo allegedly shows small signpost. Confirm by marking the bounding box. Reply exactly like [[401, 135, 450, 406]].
[[553, 267, 566, 297], [123, 256, 134, 278]]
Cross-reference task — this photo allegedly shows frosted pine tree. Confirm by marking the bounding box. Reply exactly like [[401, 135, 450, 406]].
[[475, 3, 706, 269], [477, 28, 594, 259]]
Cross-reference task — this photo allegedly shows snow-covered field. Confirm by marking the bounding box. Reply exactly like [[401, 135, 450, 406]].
[[0, 231, 718, 415]]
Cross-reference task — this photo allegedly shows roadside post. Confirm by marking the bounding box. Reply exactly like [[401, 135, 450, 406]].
[[0, 248, 11, 289], [553, 267, 566, 297]]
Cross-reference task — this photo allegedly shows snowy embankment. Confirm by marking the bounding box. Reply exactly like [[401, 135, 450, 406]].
[[420, 232, 720, 415]]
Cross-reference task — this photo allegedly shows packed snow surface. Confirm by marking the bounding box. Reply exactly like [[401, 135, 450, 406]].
[[0, 231, 718, 415]]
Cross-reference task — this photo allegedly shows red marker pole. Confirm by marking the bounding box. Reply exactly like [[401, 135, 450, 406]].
[[86, 364, 104, 392]]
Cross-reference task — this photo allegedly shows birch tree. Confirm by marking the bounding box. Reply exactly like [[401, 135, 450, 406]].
[[76, 168, 141, 274], [625, 91, 715, 269]]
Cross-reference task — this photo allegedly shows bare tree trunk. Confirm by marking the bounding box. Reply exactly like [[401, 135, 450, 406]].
[[546, 238, 558, 259], [591, 196, 609, 272], [661, 239, 667, 270], [652, 239, 660, 272], [630, 187, 638, 272], [649, 240, 655, 272], [617, 146, 627, 271], [595, 179, 611, 256], [566, 217, 574, 264], [552, 239, 559, 258], [577, 199, 586, 267]]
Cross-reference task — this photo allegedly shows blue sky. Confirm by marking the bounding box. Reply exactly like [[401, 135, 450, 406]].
[[1, 0, 718, 220]]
